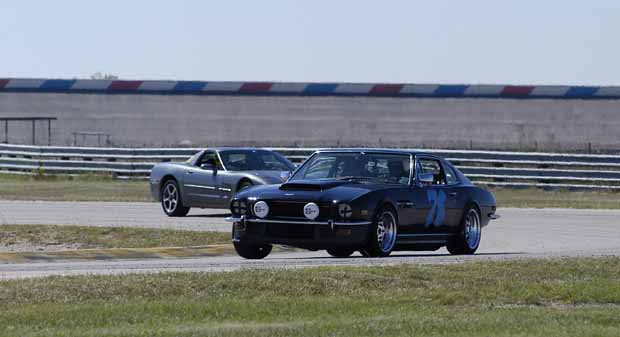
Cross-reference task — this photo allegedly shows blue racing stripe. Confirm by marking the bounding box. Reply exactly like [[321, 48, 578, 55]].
[[173, 81, 206, 92], [434, 85, 468, 96], [565, 87, 598, 98], [40, 80, 76, 90], [304, 83, 338, 94]]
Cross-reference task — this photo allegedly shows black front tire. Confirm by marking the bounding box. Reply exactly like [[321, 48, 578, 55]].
[[364, 206, 398, 257], [233, 241, 273, 259], [326, 248, 355, 258], [447, 206, 481, 255], [232, 224, 272, 259], [160, 179, 190, 217]]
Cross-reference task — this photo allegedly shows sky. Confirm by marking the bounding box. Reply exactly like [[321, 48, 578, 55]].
[[1, 0, 619, 85]]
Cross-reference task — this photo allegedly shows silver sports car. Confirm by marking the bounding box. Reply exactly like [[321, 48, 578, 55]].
[[150, 148, 295, 216]]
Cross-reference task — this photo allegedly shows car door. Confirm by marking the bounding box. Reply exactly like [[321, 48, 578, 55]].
[[440, 160, 466, 231], [182, 151, 222, 207], [409, 157, 453, 234], [394, 156, 432, 235]]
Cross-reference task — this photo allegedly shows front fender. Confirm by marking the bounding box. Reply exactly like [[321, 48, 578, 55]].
[[351, 191, 399, 223]]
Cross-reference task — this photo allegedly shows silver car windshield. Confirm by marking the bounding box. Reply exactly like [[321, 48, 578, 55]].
[[290, 152, 412, 185], [219, 150, 294, 171]]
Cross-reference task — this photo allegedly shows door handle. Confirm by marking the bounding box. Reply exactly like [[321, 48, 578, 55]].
[[187, 170, 194, 175], [448, 192, 457, 197]]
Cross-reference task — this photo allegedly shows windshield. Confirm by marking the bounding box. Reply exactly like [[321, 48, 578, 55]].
[[219, 150, 294, 171], [290, 152, 411, 185]]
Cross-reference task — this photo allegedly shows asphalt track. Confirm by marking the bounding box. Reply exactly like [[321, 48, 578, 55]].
[[1, 200, 620, 279]]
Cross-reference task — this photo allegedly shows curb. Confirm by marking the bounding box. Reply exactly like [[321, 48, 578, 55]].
[[0, 244, 235, 264]]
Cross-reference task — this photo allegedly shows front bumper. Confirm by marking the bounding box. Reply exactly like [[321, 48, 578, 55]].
[[226, 216, 371, 250]]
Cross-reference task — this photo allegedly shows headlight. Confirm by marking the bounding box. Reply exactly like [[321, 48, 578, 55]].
[[338, 203, 352, 218], [231, 200, 247, 215], [253, 201, 269, 218], [303, 202, 320, 220]]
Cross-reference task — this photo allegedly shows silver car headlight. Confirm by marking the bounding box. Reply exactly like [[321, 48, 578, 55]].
[[253, 201, 269, 218]]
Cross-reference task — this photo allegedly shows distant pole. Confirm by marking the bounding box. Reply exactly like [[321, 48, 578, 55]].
[[32, 120, 36, 145], [4, 120, 7, 143], [48, 119, 52, 146]]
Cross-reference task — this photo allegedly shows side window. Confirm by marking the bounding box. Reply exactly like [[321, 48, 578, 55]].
[[260, 154, 290, 171], [225, 153, 248, 170], [443, 163, 458, 185], [418, 158, 446, 185], [197, 151, 223, 169]]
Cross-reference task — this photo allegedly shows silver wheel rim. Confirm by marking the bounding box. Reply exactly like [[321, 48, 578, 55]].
[[464, 209, 481, 249], [162, 183, 178, 213], [377, 211, 397, 253]]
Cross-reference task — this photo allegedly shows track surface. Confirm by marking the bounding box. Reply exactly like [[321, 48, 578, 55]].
[[1, 200, 620, 279]]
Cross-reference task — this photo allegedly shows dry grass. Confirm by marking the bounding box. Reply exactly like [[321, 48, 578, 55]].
[[0, 174, 150, 202], [0, 224, 230, 250]]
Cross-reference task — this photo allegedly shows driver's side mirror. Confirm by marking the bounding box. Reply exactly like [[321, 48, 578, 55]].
[[418, 172, 434, 184]]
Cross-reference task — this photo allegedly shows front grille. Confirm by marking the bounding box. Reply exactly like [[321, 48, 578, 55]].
[[267, 201, 305, 218], [267, 223, 315, 239], [266, 200, 333, 220]]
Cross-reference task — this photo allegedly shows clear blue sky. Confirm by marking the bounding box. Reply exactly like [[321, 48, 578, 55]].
[[1, 0, 618, 85]]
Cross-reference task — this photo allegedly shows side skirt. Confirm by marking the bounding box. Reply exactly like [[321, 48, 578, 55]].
[[394, 233, 454, 251]]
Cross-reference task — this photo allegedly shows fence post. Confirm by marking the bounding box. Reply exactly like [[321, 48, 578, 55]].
[[48, 119, 52, 146]]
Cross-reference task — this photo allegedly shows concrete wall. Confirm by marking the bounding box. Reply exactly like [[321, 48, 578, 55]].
[[0, 92, 619, 152]]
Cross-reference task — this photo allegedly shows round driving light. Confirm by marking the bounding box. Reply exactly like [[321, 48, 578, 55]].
[[303, 202, 320, 220], [253, 201, 269, 218]]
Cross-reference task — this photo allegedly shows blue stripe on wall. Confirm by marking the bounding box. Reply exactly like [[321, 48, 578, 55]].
[[40, 80, 76, 90], [434, 85, 468, 96], [565, 87, 598, 97], [303, 83, 338, 94], [173, 81, 206, 92]]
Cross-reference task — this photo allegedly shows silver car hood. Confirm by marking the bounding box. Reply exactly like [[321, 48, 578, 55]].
[[247, 170, 291, 184]]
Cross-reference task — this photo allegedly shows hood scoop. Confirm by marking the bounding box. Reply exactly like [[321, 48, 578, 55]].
[[279, 180, 347, 191]]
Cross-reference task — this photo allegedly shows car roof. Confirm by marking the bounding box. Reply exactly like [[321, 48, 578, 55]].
[[207, 147, 273, 152], [315, 148, 441, 158]]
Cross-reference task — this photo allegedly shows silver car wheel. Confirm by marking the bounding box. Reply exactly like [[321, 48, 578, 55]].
[[162, 183, 178, 213], [376, 211, 397, 253], [464, 209, 481, 249]]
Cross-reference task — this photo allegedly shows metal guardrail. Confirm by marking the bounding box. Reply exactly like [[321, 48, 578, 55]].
[[1, 144, 620, 190]]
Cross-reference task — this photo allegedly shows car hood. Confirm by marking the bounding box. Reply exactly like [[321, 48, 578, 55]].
[[236, 179, 383, 203], [246, 170, 291, 184]]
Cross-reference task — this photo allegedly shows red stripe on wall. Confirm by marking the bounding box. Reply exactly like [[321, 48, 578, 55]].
[[109, 81, 143, 90], [0, 79, 9, 88], [501, 86, 535, 96], [370, 84, 404, 95], [239, 82, 273, 92]]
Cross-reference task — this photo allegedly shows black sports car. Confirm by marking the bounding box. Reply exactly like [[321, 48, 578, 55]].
[[227, 149, 499, 259]]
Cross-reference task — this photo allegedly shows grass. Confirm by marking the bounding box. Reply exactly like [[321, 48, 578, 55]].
[[1, 173, 620, 208], [0, 225, 230, 250], [490, 187, 620, 209], [0, 257, 619, 336], [0, 173, 150, 202]]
